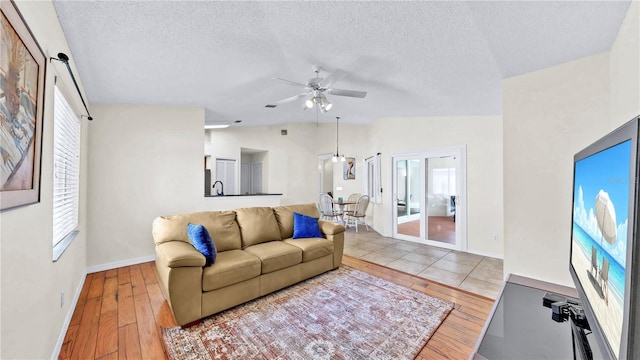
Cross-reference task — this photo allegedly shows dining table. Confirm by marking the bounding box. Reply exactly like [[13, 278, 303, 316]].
[[333, 201, 355, 221]]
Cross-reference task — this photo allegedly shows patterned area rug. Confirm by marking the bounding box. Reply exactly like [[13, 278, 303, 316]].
[[162, 266, 453, 360]]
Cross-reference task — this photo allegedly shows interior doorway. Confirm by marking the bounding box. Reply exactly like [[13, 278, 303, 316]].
[[215, 158, 237, 195], [392, 146, 466, 251], [318, 154, 334, 195]]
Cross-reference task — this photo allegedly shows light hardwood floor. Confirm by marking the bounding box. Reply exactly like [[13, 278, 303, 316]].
[[59, 257, 495, 359]]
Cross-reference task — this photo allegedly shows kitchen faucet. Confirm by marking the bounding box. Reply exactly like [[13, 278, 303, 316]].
[[212, 181, 224, 196]]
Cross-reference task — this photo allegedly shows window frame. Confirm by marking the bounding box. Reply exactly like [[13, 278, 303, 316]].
[[364, 153, 382, 204], [52, 84, 81, 262]]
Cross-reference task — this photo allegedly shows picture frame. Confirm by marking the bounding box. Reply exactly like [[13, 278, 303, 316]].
[[343, 157, 356, 180], [0, 0, 45, 211]]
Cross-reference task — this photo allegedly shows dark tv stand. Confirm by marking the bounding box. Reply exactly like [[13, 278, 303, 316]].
[[472, 274, 603, 359]]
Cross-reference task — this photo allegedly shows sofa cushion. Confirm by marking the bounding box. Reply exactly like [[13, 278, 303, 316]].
[[187, 223, 217, 266], [273, 204, 320, 239], [152, 211, 241, 251], [202, 250, 261, 291], [244, 241, 303, 274], [235, 207, 282, 248], [293, 212, 322, 239], [284, 238, 334, 262]]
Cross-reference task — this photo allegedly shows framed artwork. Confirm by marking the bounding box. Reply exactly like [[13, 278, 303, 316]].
[[0, 0, 45, 211], [343, 157, 356, 180]]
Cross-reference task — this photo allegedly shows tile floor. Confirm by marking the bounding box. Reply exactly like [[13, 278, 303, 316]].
[[343, 227, 504, 299]]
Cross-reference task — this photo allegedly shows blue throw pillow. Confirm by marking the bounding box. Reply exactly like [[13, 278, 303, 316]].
[[293, 212, 323, 239], [187, 223, 217, 266]]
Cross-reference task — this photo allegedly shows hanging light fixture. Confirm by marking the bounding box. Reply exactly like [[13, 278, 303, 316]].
[[332, 116, 346, 162]]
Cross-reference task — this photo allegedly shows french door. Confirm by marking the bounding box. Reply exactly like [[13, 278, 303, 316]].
[[392, 146, 466, 250]]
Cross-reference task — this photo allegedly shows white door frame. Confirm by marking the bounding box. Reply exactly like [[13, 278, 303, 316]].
[[241, 161, 251, 195], [251, 161, 263, 194], [317, 153, 334, 195], [390, 145, 467, 251]]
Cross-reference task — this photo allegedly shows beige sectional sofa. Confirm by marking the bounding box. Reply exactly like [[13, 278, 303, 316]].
[[152, 203, 345, 326]]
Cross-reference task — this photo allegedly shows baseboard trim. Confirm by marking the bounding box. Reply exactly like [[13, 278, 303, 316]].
[[86, 254, 157, 274], [51, 271, 87, 360], [466, 248, 503, 259]]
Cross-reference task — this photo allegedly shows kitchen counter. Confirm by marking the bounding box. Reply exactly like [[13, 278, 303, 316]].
[[204, 193, 282, 197], [203, 193, 283, 209]]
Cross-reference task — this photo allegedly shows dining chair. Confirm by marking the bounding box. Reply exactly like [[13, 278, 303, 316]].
[[345, 195, 370, 232], [344, 193, 362, 214], [318, 193, 342, 223]]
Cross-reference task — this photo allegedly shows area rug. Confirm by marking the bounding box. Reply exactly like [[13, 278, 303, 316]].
[[162, 266, 453, 360]]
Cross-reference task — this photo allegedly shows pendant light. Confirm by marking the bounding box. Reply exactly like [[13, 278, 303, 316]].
[[332, 116, 346, 162]]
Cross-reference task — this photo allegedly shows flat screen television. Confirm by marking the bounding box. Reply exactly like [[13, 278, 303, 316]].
[[570, 115, 640, 360]]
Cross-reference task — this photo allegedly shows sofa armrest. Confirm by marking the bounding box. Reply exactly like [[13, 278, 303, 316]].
[[318, 220, 345, 235], [155, 241, 204, 325], [156, 241, 206, 268], [318, 220, 345, 269]]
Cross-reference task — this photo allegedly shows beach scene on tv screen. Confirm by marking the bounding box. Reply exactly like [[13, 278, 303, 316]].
[[572, 140, 631, 359]]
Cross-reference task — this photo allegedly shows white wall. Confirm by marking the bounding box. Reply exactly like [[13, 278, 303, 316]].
[[325, 124, 368, 200], [503, 1, 640, 287], [366, 116, 503, 257], [321, 158, 333, 193], [0, 1, 89, 358], [88, 116, 368, 270], [207, 124, 316, 204], [87, 105, 205, 266], [503, 53, 611, 286], [610, 1, 640, 126], [87, 104, 284, 270], [206, 122, 368, 205]]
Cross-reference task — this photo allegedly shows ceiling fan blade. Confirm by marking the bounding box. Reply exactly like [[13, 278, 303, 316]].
[[319, 69, 348, 88], [276, 92, 310, 104], [272, 77, 308, 88], [327, 88, 367, 98]]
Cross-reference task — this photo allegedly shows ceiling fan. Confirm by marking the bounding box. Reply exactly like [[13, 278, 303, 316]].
[[268, 67, 367, 112]]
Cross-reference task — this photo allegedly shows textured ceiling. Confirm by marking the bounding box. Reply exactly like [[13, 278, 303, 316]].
[[52, 1, 630, 126]]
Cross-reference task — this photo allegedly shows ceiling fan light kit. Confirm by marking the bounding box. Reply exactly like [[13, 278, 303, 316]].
[[305, 98, 314, 108], [271, 67, 366, 113], [304, 94, 333, 112]]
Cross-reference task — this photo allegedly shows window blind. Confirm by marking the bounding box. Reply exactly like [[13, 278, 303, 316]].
[[53, 85, 80, 247]]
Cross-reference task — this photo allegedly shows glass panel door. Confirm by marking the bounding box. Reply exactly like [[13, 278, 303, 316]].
[[426, 156, 457, 245], [394, 157, 424, 239], [393, 147, 465, 251]]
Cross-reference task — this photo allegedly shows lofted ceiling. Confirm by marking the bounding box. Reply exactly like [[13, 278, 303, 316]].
[[52, 1, 631, 126]]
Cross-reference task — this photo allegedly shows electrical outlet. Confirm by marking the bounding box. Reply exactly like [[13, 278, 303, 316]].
[[492, 234, 498, 242], [61, 291, 65, 308]]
